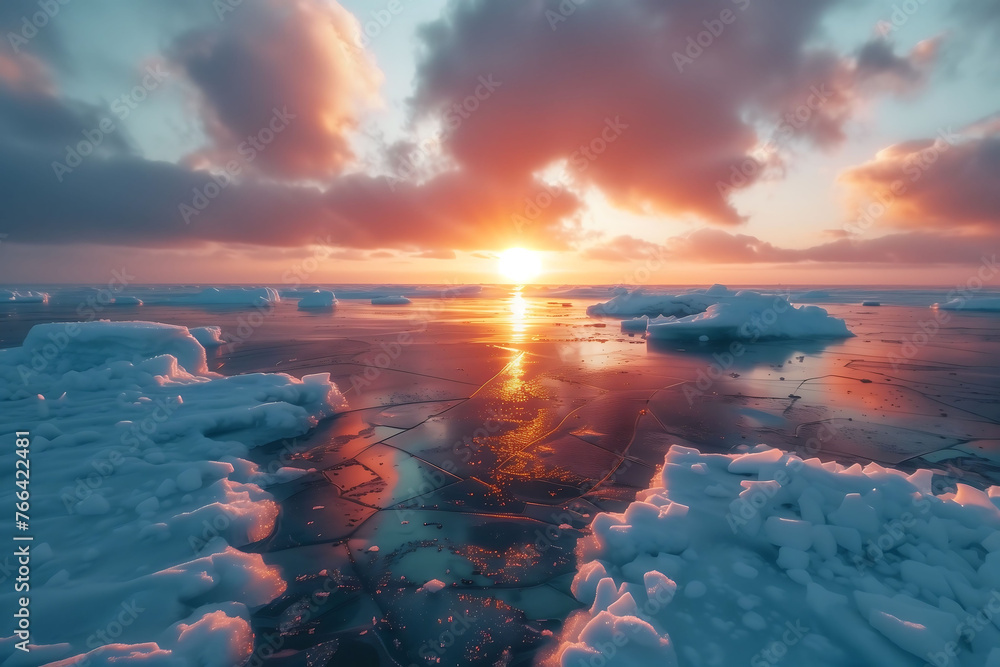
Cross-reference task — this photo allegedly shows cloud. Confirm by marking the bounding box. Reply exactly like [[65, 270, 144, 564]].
[[412, 249, 457, 259], [647, 228, 999, 266], [581, 235, 665, 262], [168, 0, 381, 179], [0, 0, 952, 266], [408, 0, 935, 225], [839, 120, 1000, 232]]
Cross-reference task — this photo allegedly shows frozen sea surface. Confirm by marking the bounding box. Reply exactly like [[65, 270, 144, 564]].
[[1, 285, 999, 666]]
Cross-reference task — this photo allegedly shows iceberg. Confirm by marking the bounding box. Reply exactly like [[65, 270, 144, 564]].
[[587, 286, 730, 319], [190, 325, 225, 347], [297, 289, 337, 309], [165, 287, 280, 307], [111, 295, 144, 306], [934, 297, 1000, 312], [371, 295, 412, 305], [0, 289, 49, 304], [0, 320, 346, 665], [645, 291, 853, 341], [620, 316, 649, 333]]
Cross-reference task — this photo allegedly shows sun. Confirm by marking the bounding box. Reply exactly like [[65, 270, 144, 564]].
[[498, 248, 542, 284]]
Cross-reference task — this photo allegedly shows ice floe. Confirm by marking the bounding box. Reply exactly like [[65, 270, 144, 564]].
[[644, 292, 852, 342], [0, 290, 49, 304], [0, 320, 346, 666], [164, 287, 280, 307], [371, 295, 412, 305], [935, 297, 1000, 312], [587, 286, 733, 319], [557, 444, 1000, 666]]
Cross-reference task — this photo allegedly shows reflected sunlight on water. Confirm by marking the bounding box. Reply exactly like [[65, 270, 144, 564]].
[[507, 291, 528, 343]]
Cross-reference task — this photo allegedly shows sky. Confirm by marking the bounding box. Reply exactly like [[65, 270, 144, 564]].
[[0, 0, 998, 286]]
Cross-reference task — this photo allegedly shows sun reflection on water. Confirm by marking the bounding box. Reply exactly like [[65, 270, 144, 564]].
[[508, 291, 528, 343]]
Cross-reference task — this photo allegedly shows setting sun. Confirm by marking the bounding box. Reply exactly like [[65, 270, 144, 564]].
[[498, 248, 542, 284]]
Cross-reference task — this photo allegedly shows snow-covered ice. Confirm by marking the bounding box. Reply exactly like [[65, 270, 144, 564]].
[[297, 289, 337, 309], [589, 288, 852, 341], [0, 290, 49, 304], [557, 444, 1000, 666], [371, 296, 412, 305], [620, 316, 649, 333], [0, 320, 346, 666], [190, 325, 225, 347], [587, 286, 734, 319], [111, 295, 144, 306], [164, 287, 280, 307], [644, 292, 853, 342]]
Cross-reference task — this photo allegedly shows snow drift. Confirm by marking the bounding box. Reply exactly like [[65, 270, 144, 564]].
[[557, 444, 1000, 667], [0, 321, 346, 666]]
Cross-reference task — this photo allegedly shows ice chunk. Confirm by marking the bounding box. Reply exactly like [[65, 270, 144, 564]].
[[645, 292, 853, 341], [111, 295, 144, 306], [620, 316, 649, 333], [558, 443, 1000, 665], [371, 295, 412, 305], [764, 517, 814, 551], [0, 320, 347, 662], [418, 579, 447, 593], [0, 289, 49, 303], [190, 325, 224, 347], [298, 289, 337, 309], [164, 287, 280, 306], [934, 297, 1000, 311]]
